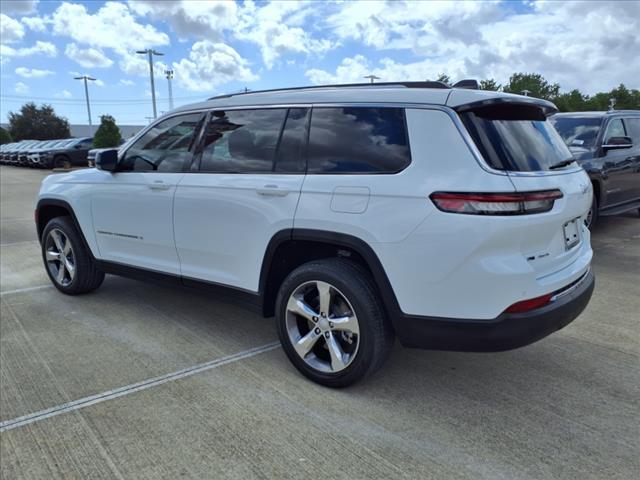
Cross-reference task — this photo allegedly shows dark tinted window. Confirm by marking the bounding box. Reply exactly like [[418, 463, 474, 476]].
[[275, 108, 309, 173], [461, 105, 572, 172], [200, 109, 286, 173], [307, 107, 411, 174], [624, 118, 640, 144], [550, 116, 602, 148], [121, 113, 202, 172], [604, 118, 626, 142]]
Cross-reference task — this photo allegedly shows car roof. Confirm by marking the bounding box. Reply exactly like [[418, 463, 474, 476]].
[[553, 110, 640, 118], [171, 83, 556, 116]]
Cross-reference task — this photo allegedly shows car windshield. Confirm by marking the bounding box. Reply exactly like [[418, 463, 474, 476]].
[[550, 116, 602, 149], [460, 104, 573, 172]]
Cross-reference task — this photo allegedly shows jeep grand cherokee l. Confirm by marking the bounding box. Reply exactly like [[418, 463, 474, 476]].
[[550, 110, 640, 228], [35, 82, 595, 387]]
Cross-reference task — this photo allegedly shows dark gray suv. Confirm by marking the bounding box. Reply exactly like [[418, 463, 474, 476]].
[[551, 111, 640, 228]]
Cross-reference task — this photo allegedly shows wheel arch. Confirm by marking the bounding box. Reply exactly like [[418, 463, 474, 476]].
[[36, 199, 93, 257], [259, 229, 402, 328]]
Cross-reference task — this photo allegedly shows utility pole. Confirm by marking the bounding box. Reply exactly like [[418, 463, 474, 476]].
[[363, 74, 380, 84], [136, 49, 164, 119], [74, 75, 96, 136], [165, 69, 174, 111]]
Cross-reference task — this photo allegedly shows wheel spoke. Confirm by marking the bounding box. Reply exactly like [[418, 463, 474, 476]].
[[51, 230, 64, 252], [45, 250, 60, 262], [330, 314, 359, 335], [56, 262, 66, 283], [62, 239, 72, 256], [325, 332, 347, 371], [63, 258, 75, 279], [287, 295, 318, 322], [294, 329, 321, 358], [317, 281, 332, 317]]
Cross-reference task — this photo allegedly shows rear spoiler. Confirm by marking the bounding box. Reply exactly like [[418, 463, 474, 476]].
[[454, 96, 558, 117]]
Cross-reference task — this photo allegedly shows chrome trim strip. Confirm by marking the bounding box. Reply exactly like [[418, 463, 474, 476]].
[[550, 268, 591, 302]]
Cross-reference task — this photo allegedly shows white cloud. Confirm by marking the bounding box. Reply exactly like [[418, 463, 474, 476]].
[[0, 40, 57, 60], [15, 66, 54, 78], [173, 40, 258, 92], [22, 16, 47, 33], [119, 79, 135, 86], [14, 81, 29, 94], [1, 1, 39, 15], [54, 89, 72, 99], [94, 79, 105, 87], [65, 43, 113, 68], [0, 13, 25, 43]]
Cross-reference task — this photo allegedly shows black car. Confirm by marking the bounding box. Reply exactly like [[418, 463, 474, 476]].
[[32, 137, 94, 168], [551, 111, 640, 228]]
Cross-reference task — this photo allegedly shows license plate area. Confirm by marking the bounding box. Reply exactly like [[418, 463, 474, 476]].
[[563, 217, 581, 250]]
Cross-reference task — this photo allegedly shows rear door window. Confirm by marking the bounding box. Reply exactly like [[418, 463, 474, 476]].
[[624, 118, 640, 144], [460, 104, 573, 172], [307, 107, 411, 174]]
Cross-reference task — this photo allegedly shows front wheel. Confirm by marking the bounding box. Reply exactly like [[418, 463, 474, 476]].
[[41, 216, 105, 294], [275, 259, 394, 387]]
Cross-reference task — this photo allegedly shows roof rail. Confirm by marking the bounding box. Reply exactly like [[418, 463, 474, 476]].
[[452, 79, 479, 90], [208, 81, 451, 100]]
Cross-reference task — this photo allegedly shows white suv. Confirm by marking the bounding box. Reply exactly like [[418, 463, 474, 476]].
[[36, 82, 595, 387]]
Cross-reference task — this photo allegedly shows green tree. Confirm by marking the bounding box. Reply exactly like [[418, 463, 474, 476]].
[[92, 115, 122, 148], [479, 78, 501, 91], [0, 127, 13, 145], [554, 89, 589, 112], [435, 73, 451, 85], [8, 103, 70, 141], [503, 73, 560, 100]]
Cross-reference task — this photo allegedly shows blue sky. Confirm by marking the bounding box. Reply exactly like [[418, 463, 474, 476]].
[[1, 0, 638, 126]]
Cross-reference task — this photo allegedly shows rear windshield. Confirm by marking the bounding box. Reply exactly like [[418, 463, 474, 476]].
[[460, 104, 573, 172], [550, 116, 602, 149]]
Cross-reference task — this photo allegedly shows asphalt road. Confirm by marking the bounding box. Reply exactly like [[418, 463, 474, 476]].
[[1, 165, 638, 480]]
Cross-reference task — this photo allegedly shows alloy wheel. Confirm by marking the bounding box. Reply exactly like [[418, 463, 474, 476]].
[[285, 280, 360, 373], [45, 228, 76, 287]]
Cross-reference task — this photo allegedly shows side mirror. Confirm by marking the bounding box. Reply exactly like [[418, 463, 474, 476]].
[[603, 136, 633, 150], [95, 149, 118, 172]]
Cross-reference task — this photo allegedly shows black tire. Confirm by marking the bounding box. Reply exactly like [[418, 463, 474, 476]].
[[41, 216, 105, 294], [275, 258, 394, 387], [53, 155, 71, 169], [586, 194, 598, 230]]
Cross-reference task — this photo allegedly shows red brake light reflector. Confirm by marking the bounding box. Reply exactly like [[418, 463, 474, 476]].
[[504, 293, 553, 313], [430, 190, 563, 215]]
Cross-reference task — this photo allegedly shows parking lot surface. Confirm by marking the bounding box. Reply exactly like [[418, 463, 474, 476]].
[[1, 165, 638, 480]]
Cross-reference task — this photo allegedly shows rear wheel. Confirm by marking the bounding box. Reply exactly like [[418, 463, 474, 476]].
[[42, 216, 104, 294], [276, 259, 394, 387]]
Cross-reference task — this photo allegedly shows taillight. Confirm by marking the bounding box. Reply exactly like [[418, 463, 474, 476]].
[[430, 190, 563, 215], [504, 293, 553, 313]]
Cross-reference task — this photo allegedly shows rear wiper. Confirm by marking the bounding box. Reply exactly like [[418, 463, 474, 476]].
[[549, 159, 576, 170]]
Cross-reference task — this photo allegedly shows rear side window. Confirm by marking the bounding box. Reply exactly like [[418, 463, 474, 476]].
[[307, 107, 411, 174], [199, 109, 286, 173], [460, 104, 573, 172]]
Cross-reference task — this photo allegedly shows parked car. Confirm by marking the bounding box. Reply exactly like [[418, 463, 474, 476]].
[[7, 140, 40, 165], [26, 140, 65, 168], [36, 82, 595, 387], [551, 110, 640, 227], [36, 137, 93, 169]]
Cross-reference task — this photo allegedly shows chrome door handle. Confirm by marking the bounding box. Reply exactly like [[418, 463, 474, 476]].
[[149, 181, 170, 191], [256, 185, 289, 197]]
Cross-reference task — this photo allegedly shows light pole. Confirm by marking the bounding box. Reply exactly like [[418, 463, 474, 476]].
[[74, 75, 96, 136], [165, 69, 174, 111], [137, 49, 164, 119], [363, 74, 380, 84]]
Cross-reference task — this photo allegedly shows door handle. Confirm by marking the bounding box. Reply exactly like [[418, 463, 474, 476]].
[[149, 181, 170, 191], [256, 185, 289, 197]]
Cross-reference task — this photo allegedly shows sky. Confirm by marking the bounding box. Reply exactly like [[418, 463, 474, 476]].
[[1, 0, 638, 126]]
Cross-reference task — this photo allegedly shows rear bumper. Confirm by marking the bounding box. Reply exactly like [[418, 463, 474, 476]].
[[395, 269, 594, 351]]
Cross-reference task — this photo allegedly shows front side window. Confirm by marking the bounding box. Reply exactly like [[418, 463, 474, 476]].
[[624, 118, 640, 144], [120, 112, 202, 172], [199, 109, 287, 173], [307, 107, 411, 174], [604, 118, 626, 142], [461, 104, 573, 172], [550, 116, 602, 149]]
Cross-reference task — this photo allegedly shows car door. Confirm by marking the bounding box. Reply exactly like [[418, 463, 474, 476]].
[[621, 117, 640, 200], [91, 112, 204, 275], [600, 117, 634, 206], [70, 138, 93, 165], [173, 107, 309, 291]]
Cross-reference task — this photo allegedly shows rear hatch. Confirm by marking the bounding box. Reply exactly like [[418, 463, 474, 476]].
[[451, 94, 592, 279]]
